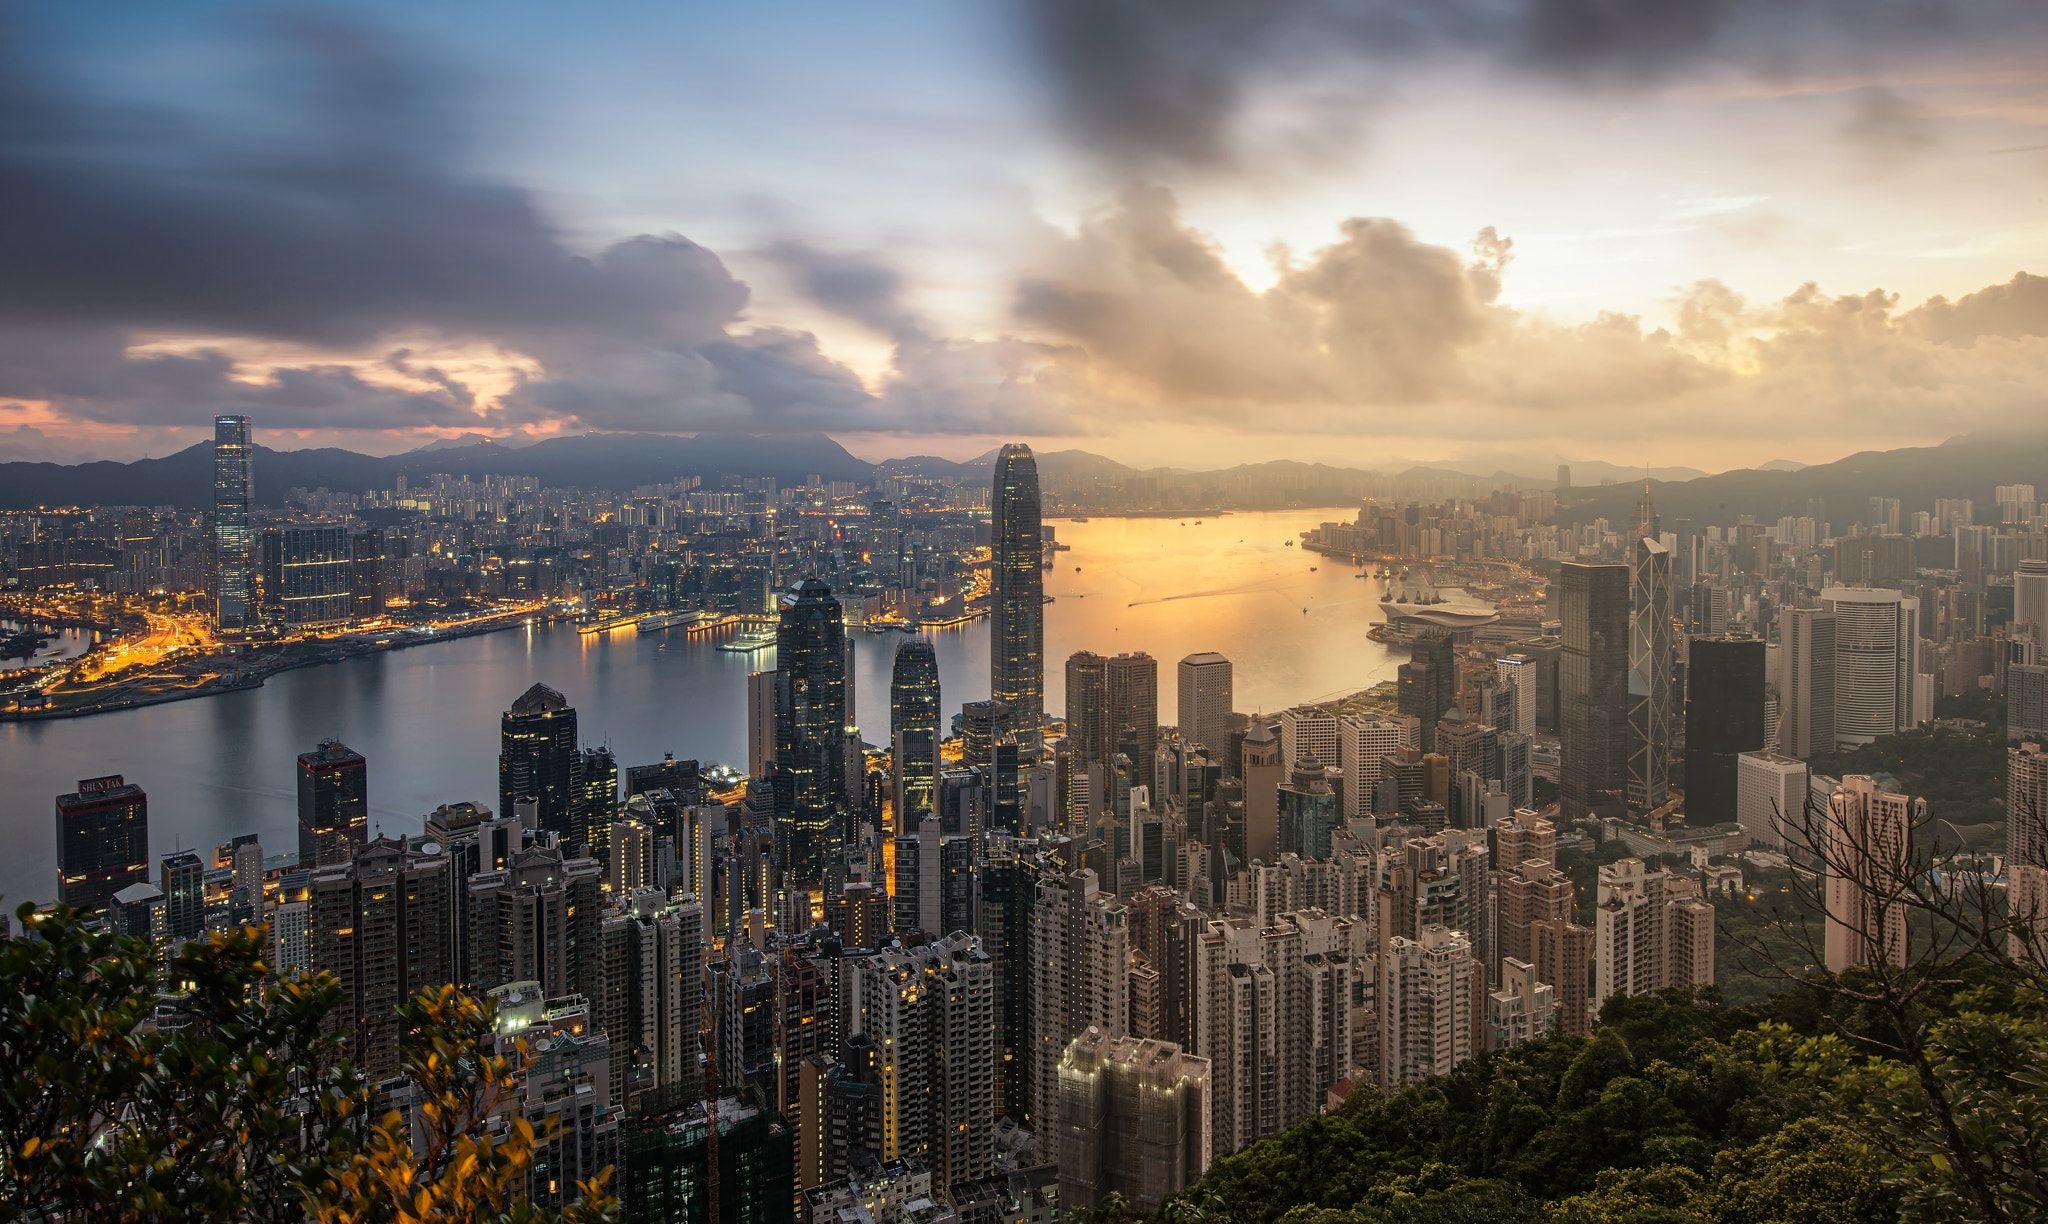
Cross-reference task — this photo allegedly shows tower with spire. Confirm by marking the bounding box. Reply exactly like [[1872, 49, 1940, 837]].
[[1627, 482, 1672, 813]]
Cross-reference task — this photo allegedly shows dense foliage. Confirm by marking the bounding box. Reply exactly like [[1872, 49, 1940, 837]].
[[0, 903, 617, 1222], [1094, 970, 2048, 1224], [1809, 721, 2008, 849]]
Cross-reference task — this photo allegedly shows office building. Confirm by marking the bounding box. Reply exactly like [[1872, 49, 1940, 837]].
[[1684, 636, 1767, 825], [1055, 1029, 1211, 1214], [1823, 776, 1919, 973], [776, 580, 850, 880], [309, 837, 460, 1078], [261, 524, 354, 628], [1560, 562, 1630, 819], [992, 443, 1045, 759], [297, 739, 368, 868], [1780, 606, 1838, 758], [1177, 652, 1234, 759], [211, 414, 254, 632], [1494, 655, 1537, 735], [746, 670, 777, 779], [1338, 714, 1417, 821], [1736, 751, 1809, 853], [1107, 652, 1161, 793], [1398, 630, 1455, 754], [160, 849, 206, 942], [1821, 587, 1921, 747], [499, 683, 581, 839], [1240, 723, 1283, 864], [54, 774, 150, 910], [854, 934, 997, 1186], [1378, 924, 1483, 1089], [890, 639, 941, 825], [1278, 705, 1340, 776], [1627, 496, 1673, 813]]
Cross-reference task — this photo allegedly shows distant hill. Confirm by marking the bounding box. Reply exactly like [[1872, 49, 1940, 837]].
[[1564, 429, 2048, 527], [0, 431, 875, 509]]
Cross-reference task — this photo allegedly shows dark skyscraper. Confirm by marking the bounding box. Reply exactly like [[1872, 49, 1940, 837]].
[[991, 443, 1044, 760], [499, 683, 581, 838], [297, 739, 368, 868], [576, 745, 620, 846], [54, 775, 150, 910], [212, 414, 254, 632], [1106, 652, 1160, 794], [776, 579, 850, 879], [160, 849, 205, 941], [1398, 630, 1456, 753], [1561, 562, 1631, 820], [891, 639, 941, 825], [1685, 635, 1767, 826]]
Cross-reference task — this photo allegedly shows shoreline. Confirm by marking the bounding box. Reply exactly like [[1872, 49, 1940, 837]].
[[2, 608, 556, 723]]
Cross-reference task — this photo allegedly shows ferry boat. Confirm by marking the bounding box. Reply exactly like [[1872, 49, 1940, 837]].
[[577, 611, 643, 635], [1379, 567, 1499, 630], [717, 630, 776, 653]]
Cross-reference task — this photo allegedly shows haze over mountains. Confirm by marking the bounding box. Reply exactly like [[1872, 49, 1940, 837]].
[[5, 430, 2039, 526]]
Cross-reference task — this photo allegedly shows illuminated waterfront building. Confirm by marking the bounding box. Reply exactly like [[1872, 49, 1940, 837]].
[[992, 443, 1045, 759], [297, 739, 368, 868], [54, 774, 150, 910], [775, 579, 850, 880], [211, 414, 254, 633], [890, 639, 941, 825], [499, 683, 581, 840]]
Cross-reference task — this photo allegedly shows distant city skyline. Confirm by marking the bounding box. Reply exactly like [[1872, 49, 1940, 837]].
[[4, 4, 2047, 472]]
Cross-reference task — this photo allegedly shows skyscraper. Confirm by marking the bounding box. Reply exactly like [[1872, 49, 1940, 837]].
[[1378, 925, 1483, 1089], [54, 774, 150, 910], [260, 524, 354, 628], [890, 639, 941, 826], [211, 414, 254, 632], [297, 739, 368, 868], [2017, 559, 2048, 641], [992, 443, 1045, 759], [467, 842, 605, 999], [1398, 630, 1456, 754], [1627, 488, 1673, 813], [499, 683, 581, 838], [1821, 587, 1921, 747], [1684, 636, 1767, 826], [854, 934, 997, 1186], [1177, 652, 1234, 758], [1560, 562, 1630, 820], [776, 579, 850, 880], [1780, 606, 1838, 758], [309, 836, 460, 1078], [1028, 870, 1129, 1139], [159, 850, 206, 942], [746, 670, 777, 779], [1106, 652, 1160, 792], [1065, 651, 1110, 809]]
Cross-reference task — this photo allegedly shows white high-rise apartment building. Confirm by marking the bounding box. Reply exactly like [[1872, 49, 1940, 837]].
[[1177, 653, 1234, 758], [2016, 560, 2048, 641], [1377, 924, 1483, 1090], [1487, 958, 1557, 1051], [1279, 706, 1342, 773], [1820, 587, 1921, 747], [1494, 656, 1537, 735], [1736, 751, 1809, 852], [1337, 714, 1417, 820], [1592, 858, 1716, 1011], [1823, 775, 1918, 973], [1028, 870, 1128, 1153]]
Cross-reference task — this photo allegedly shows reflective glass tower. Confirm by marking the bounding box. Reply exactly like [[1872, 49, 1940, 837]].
[[775, 579, 849, 880], [297, 739, 368, 868], [1627, 485, 1673, 812], [991, 443, 1044, 759], [1561, 562, 1630, 820], [498, 683, 580, 837], [890, 638, 941, 825], [212, 414, 254, 632]]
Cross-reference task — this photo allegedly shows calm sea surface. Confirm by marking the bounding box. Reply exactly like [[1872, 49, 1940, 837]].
[[0, 510, 1396, 905]]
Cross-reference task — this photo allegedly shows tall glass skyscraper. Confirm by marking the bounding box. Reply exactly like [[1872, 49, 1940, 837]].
[[212, 414, 254, 632], [1561, 562, 1630, 820], [891, 639, 941, 825], [1627, 487, 1673, 813], [991, 443, 1044, 760], [297, 739, 368, 868], [776, 578, 849, 880], [498, 683, 581, 838]]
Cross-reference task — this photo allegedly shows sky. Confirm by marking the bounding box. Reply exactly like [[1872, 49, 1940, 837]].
[[4, 0, 2048, 473]]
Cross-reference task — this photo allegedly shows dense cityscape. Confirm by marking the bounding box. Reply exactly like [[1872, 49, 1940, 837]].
[[9, 408, 2048, 1220], [11, 3, 2048, 1221]]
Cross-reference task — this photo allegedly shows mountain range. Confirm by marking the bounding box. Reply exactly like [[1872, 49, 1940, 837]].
[[2, 429, 2037, 523]]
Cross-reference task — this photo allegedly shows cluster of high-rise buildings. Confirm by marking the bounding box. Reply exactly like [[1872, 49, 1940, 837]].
[[32, 428, 2048, 1222]]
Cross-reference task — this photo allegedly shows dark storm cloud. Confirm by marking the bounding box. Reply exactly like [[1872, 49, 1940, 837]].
[[0, 11, 898, 437], [763, 241, 924, 339], [1016, 0, 2012, 170]]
